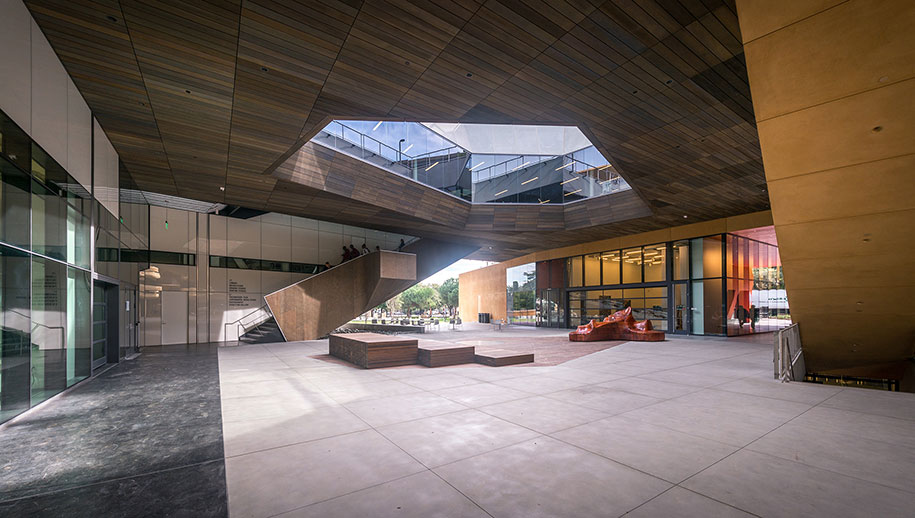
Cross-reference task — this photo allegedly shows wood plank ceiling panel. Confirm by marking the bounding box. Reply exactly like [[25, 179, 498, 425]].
[[118, 0, 240, 196], [26, 0, 770, 262]]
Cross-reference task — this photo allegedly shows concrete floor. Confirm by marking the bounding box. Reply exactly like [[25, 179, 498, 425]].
[[218, 327, 915, 517]]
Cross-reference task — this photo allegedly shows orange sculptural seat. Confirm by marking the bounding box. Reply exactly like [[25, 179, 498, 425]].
[[568, 307, 665, 342]]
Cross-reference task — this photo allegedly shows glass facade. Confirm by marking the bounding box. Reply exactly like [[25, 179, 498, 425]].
[[541, 231, 790, 336], [726, 234, 790, 335], [506, 263, 536, 326], [0, 109, 129, 424], [313, 120, 631, 204]]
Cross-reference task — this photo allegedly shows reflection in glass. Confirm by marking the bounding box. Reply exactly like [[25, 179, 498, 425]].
[[0, 156, 31, 249], [0, 245, 31, 423], [67, 267, 90, 386], [31, 256, 68, 405], [506, 263, 536, 326]]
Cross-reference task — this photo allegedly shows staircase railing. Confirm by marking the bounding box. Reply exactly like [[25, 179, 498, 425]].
[[774, 323, 805, 382], [224, 304, 273, 343]]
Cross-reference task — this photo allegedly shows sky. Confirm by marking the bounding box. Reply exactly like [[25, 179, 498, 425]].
[[421, 259, 496, 285]]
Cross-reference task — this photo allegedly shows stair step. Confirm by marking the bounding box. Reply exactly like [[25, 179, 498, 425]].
[[418, 340, 475, 367], [474, 349, 534, 367]]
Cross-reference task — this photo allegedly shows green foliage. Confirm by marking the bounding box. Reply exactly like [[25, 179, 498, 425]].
[[400, 284, 439, 316], [437, 278, 459, 315]]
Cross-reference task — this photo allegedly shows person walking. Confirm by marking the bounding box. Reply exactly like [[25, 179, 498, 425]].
[[349, 244, 359, 259], [361, 243, 370, 255], [341, 246, 351, 263], [398, 238, 405, 252]]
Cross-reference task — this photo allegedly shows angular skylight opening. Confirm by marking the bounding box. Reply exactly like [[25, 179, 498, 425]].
[[311, 120, 630, 204]]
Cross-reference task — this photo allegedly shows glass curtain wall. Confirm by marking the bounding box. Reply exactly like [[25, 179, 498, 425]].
[[506, 263, 536, 326], [0, 109, 110, 424], [555, 233, 788, 336], [564, 243, 669, 331], [726, 235, 790, 335], [535, 259, 565, 327]]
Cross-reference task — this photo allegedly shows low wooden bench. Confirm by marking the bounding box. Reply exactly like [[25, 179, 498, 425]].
[[474, 349, 534, 367], [329, 333, 418, 369], [417, 340, 475, 367]]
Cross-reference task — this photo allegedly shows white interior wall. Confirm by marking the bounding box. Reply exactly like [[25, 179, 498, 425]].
[[92, 119, 119, 218], [139, 204, 412, 344], [0, 0, 97, 195]]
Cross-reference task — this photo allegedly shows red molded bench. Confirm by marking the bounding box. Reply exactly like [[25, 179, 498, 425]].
[[568, 307, 665, 342]]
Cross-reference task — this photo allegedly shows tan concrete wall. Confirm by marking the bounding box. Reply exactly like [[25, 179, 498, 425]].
[[737, 0, 915, 373], [458, 210, 774, 325], [459, 263, 508, 324]]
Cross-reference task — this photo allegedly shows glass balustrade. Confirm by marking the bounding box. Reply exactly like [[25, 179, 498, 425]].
[[311, 120, 631, 204]]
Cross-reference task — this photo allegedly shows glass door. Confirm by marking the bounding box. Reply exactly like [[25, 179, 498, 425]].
[[672, 282, 689, 334], [92, 283, 107, 369]]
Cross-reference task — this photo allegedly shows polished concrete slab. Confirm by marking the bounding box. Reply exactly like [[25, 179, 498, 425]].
[[3, 327, 915, 518], [0, 343, 228, 517], [217, 327, 915, 517]]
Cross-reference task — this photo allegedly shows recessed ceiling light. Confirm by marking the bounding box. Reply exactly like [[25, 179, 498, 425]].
[[564, 189, 582, 196], [425, 161, 439, 172], [219, 186, 225, 191], [683, 215, 688, 218], [520, 176, 538, 185], [372, 121, 382, 131], [494, 189, 508, 196], [185, 89, 191, 94]]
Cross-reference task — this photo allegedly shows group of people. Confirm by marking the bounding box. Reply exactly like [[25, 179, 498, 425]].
[[324, 239, 407, 270]]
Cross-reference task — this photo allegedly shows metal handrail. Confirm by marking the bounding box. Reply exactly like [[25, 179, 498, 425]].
[[774, 323, 804, 382], [224, 304, 273, 342]]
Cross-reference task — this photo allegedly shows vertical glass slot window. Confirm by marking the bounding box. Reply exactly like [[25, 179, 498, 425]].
[[672, 240, 689, 280], [601, 250, 620, 285], [691, 235, 723, 279], [621, 247, 642, 284], [643, 244, 666, 282], [567, 256, 583, 288], [583, 253, 600, 286]]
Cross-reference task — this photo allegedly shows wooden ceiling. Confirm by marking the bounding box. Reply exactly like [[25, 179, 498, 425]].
[[26, 0, 768, 261]]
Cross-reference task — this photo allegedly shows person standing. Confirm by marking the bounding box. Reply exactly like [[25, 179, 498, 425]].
[[398, 238, 405, 252], [361, 243, 370, 255], [349, 244, 359, 259]]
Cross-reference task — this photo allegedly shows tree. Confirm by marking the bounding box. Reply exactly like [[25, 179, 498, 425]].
[[437, 278, 459, 316], [400, 284, 439, 316], [385, 293, 403, 315]]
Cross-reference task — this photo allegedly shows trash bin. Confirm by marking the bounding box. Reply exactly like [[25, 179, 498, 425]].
[[478, 312, 491, 323]]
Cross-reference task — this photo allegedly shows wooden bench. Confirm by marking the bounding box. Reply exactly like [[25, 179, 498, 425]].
[[474, 349, 534, 367], [417, 340, 475, 367], [329, 333, 418, 369]]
